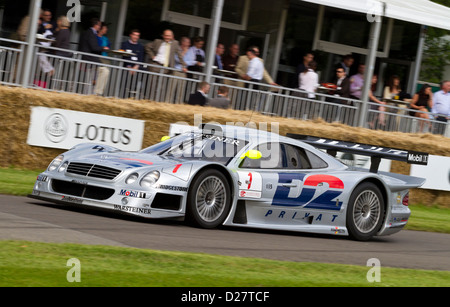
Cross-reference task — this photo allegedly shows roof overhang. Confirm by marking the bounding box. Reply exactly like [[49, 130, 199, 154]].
[[302, 0, 450, 30]]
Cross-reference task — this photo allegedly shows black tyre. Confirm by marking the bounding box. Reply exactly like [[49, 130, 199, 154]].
[[186, 169, 231, 228], [346, 182, 385, 241]]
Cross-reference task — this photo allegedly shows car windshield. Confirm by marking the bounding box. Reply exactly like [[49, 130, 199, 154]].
[[141, 132, 247, 165]]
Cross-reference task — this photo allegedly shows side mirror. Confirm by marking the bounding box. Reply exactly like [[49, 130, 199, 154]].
[[241, 150, 262, 160], [160, 136, 171, 142]]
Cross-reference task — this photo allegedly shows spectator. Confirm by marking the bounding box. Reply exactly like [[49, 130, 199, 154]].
[[335, 54, 354, 77], [368, 75, 387, 129], [36, 11, 55, 82], [79, 18, 108, 62], [15, 14, 31, 42], [331, 67, 351, 99], [185, 36, 206, 77], [78, 18, 110, 95], [53, 16, 71, 57], [222, 43, 240, 78], [145, 29, 187, 73], [121, 29, 145, 99], [296, 52, 314, 87], [349, 64, 365, 99], [409, 84, 433, 133], [214, 43, 225, 70], [207, 86, 231, 109], [121, 29, 145, 72], [97, 23, 111, 58], [170, 36, 191, 103], [431, 80, 450, 135], [38, 9, 56, 37], [241, 46, 265, 89], [299, 61, 319, 99], [187, 81, 210, 106], [214, 42, 225, 82], [174, 36, 191, 73], [235, 46, 277, 86], [383, 75, 402, 100]]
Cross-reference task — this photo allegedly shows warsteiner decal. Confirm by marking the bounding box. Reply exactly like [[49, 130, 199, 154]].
[[114, 205, 151, 215]]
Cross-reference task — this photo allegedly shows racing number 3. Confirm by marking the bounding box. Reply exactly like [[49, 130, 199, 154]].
[[273, 174, 344, 211]]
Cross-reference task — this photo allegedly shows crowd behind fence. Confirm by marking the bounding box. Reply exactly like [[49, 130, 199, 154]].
[[0, 37, 448, 137]]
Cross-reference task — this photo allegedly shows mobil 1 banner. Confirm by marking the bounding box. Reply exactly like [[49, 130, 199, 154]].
[[27, 106, 145, 151]]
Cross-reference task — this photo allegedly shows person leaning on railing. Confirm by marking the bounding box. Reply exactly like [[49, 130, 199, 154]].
[[409, 84, 433, 133]]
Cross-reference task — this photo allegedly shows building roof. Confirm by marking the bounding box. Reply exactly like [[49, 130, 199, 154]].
[[302, 0, 450, 30]]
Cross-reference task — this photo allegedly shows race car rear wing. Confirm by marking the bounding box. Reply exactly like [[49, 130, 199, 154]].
[[287, 134, 429, 173]]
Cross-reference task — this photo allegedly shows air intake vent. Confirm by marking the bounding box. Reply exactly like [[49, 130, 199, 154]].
[[66, 162, 121, 180], [52, 179, 115, 200]]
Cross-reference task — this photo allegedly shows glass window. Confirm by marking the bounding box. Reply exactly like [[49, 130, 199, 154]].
[[283, 144, 311, 169], [305, 150, 328, 169], [239, 143, 328, 170], [320, 6, 390, 51], [320, 8, 371, 49], [169, 0, 246, 24], [141, 132, 247, 165], [169, 0, 213, 19], [222, 0, 246, 24], [240, 143, 284, 169], [283, 144, 328, 169]]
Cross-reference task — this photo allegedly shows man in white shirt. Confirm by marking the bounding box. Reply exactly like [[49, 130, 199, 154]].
[[431, 80, 450, 134], [299, 61, 319, 98], [242, 46, 264, 89], [185, 37, 206, 77]]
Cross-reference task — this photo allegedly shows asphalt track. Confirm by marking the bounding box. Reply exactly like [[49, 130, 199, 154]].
[[1, 194, 449, 271]]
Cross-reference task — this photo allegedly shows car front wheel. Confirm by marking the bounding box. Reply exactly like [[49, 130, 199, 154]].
[[187, 169, 231, 228]]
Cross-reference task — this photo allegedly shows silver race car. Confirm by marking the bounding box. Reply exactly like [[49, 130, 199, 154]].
[[29, 124, 428, 241]]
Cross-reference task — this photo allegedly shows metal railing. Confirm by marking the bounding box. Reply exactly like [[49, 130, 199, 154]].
[[0, 37, 448, 137]]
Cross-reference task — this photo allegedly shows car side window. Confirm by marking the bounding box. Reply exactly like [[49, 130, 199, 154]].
[[240, 142, 284, 169], [306, 149, 328, 169], [283, 144, 311, 169], [283, 143, 328, 169]]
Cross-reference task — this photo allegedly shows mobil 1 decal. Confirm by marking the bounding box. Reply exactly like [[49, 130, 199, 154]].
[[272, 173, 344, 210]]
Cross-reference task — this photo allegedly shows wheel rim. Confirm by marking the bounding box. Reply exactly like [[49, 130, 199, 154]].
[[353, 190, 381, 233], [195, 176, 227, 222]]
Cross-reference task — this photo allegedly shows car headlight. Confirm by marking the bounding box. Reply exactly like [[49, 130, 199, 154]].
[[48, 155, 64, 172], [140, 171, 160, 188], [58, 161, 69, 172], [126, 173, 139, 184]]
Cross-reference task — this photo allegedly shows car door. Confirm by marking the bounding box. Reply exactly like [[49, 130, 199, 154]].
[[237, 142, 283, 203], [271, 143, 344, 211]]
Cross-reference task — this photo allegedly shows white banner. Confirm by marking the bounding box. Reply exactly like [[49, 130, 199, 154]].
[[410, 155, 450, 192], [27, 107, 145, 151]]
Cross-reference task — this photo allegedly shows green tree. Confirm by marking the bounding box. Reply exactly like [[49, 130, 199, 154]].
[[420, 1, 450, 83]]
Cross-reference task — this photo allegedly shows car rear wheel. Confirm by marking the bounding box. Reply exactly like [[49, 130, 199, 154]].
[[346, 182, 385, 241], [187, 169, 231, 228]]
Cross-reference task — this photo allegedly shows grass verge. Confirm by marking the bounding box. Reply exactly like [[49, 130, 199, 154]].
[[0, 167, 42, 196], [1, 240, 449, 287]]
